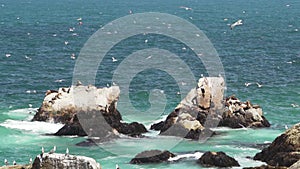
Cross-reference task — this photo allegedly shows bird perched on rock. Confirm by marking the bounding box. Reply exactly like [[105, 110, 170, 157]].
[[4, 159, 8, 166], [76, 80, 82, 86], [116, 164, 120, 169], [230, 19, 243, 29], [49, 146, 56, 154], [65, 148, 69, 157], [40, 147, 44, 158], [29, 158, 32, 165], [13, 160, 16, 165]]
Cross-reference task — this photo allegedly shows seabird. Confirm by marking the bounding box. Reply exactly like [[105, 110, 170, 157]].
[[112, 57, 118, 62], [116, 164, 120, 169], [179, 6, 192, 10], [76, 80, 82, 86], [69, 27, 75, 32], [4, 159, 8, 166], [77, 17, 82, 21], [29, 158, 32, 164], [49, 146, 56, 154], [230, 19, 243, 30], [285, 125, 289, 130], [64, 41, 69, 45], [25, 55, 32, 60], [244, 82, 252, 87], [13, 160, 16, 165], [144, 39, 148, 43], [70, 53, 76, 60], [5, 53, 11, 57], [65, 148, 69, 157], [41, 147, 44, 158], [256, 82, 263, 88]]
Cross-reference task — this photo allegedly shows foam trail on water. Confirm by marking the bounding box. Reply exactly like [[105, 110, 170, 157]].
[[168, 152, 203, 162], [0, 120, 63, 134]]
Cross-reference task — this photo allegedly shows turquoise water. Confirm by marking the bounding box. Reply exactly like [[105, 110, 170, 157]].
[[0, 0, 299, 168]]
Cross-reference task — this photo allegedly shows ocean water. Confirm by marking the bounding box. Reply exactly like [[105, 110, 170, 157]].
[[0, 0, 299, 168]]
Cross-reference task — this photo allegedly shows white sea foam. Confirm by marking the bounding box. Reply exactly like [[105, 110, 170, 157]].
[[0, 119, 63, 134], [210, 127, 250, 132], [168, 152, 203, 161]]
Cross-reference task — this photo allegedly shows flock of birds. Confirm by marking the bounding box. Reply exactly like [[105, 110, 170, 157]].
[[2, 146, 123, 169], [244, 82, 263, 88]]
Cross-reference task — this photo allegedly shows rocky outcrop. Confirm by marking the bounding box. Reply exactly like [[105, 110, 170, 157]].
[[151, 77, 270, 139], [151, 77, 224, 140], [198, 151, 240, 167], [32, 84, 147, 140], [218, 95, 270, 128], [32, 153, 101, 169], [130, 150, 175, 164], [254, 123, 300, 167]]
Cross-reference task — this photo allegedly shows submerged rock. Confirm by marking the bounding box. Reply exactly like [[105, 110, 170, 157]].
[[32, 84, 147, 141], [198, 151, 240, 167], [254, 123, 300, 167], [130, 150, 175, 164], [32, 153, 101, 169]]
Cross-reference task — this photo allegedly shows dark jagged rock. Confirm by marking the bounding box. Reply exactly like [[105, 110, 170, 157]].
[[198, 151, 240, 167], [130, 150, 175, 164], [150, 121, 164, 131], [254, 123, 300, 167], [116, 122, 147, 137], [54, 115, 87, 136]]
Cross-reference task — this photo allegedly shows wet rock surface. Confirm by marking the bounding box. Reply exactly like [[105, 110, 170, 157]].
[[198, 151, 240, 167], [130, 150, 175, 164], [254, 123, 300, 167]]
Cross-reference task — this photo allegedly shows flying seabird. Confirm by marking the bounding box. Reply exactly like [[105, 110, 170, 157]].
[[5, 53, 11, 57], [179, 6, 192, 10], [244, 82, 252, 87], [112, 57, 118, 62], [256, 82, 263, 88], [49, 146, 56, 154], [70, 53, 76, 60], [230, 19, 243, 30]]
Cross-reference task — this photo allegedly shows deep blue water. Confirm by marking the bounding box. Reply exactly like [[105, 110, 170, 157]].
[[0, 0, 299, 168]]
